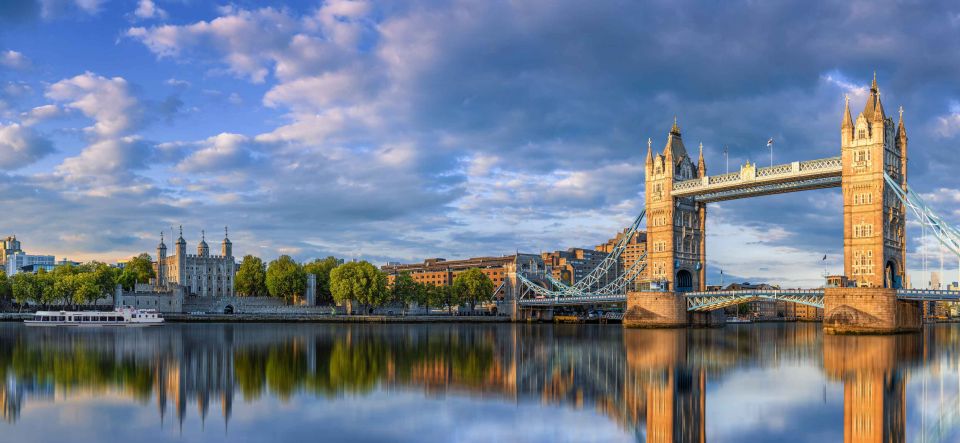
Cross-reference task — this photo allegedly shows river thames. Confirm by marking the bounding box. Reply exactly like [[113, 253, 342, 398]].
[[0, 322, 957, 442]]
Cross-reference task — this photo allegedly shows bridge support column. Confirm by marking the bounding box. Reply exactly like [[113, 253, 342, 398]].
[[689, 310, 724, 328], [624, 291, 688, 328], [823, 287, 921, 334]]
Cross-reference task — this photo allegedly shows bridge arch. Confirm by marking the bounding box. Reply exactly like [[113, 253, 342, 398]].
[[884, 260, 901, 289], [676, 270, 693, 292]]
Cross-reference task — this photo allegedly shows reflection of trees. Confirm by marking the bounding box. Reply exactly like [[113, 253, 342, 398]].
[[328, 340, 388, 394], [9, 342, 153, 400]]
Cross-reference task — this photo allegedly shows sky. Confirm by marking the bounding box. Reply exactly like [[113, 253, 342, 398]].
[[1, 0, 960, 288]]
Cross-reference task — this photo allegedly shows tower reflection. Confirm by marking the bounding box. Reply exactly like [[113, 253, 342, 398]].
[[0, 323, 956, 442]]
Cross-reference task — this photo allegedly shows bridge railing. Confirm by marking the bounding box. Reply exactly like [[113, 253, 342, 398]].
[[896, 289, 960, 301], [684, 289, 825, 297], [672, 156, 841, 195], [799, 157, 841, 171]]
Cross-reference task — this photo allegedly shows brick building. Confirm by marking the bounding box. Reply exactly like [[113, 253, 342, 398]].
[[382, 254, 541, 300]]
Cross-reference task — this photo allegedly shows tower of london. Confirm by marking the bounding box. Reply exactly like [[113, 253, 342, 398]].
[[155, 227, 236, 297]]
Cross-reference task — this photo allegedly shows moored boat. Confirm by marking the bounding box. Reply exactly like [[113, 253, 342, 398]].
[[24, 306, 164, 327]]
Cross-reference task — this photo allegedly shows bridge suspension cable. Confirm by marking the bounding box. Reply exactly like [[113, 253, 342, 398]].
[[885, 174, 960, 258], [514, 211, 647, 304]]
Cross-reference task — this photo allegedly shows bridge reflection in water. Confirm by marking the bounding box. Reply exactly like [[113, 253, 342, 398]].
[[0, 323, 958, 442]]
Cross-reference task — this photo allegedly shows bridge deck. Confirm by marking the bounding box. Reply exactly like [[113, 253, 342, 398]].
[[671, 157, 841, 203], [516, 288, 960, 309]]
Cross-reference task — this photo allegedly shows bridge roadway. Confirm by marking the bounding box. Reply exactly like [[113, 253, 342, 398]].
[[670, 156, 841, 203], [517, 288, 960, 310]]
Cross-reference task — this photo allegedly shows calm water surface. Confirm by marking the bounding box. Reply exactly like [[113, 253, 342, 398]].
[[0, 322, 958, 443]]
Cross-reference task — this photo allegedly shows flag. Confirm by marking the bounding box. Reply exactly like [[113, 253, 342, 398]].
[[767, 138, 774, 148], [822, 254, 827, 261]]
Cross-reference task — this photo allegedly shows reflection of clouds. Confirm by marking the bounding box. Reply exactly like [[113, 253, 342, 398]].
[[706, 365, 844, 442], [2, 390, 632, 443], [904, 364, 960, 442]]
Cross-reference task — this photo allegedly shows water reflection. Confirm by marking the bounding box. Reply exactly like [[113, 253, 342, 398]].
[[0, 323, 958, 442]]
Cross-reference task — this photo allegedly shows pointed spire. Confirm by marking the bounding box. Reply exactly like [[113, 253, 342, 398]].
[[863, 72, 879, 117], [842, 94, 853, 129], [645, 137, 653, 165], [897, 105, 907, 139], [224, 226, 229, 239], [201, 230, 205, 242], [873, 90, 886, 121], [670, 116, 681, 135], [697, 142, 706, 177]]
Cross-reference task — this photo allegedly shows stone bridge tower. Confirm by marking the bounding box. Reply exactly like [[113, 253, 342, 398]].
[[841, 75, 907, 288], [645, 119, 707, 292]]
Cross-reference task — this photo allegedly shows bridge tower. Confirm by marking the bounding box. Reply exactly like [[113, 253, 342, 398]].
[[645, 119, 707, 292], [841, 75, 907, 288]]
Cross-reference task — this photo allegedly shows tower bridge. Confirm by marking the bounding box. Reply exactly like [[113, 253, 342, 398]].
[[510, 76, 960, 333]]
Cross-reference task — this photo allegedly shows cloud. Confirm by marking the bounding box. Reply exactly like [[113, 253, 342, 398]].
[[177, 132, 257, 173], [20, 104, 61, 125], [46, 72, 143, 138], [133, 0, 166, 20], [0, 122, 54, 169], [0, 50, 29, 69]]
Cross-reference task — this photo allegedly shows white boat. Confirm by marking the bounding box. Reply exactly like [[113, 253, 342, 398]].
[[24, 306, 164, 327], [726, 316, 752, 324]]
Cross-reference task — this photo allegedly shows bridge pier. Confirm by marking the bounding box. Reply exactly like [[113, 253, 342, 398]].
[[823, 287, 922, 334], [624, 291, 689, 328]]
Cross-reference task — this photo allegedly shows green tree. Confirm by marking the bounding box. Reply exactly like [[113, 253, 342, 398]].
[[427, 284, 454, 314], [52, 272, 78, 307], [266, 255, 307, 304], [35, 269, 56, 306], [329, 261, 389, 312], [73, 273, 101, 306], [452, 268, 495, 312], [118, 253, 155, 290], [0, 273, 11, 305], [303, 256, 340, 304], [390, 273, 419, 306], [236, 255, 268, 297], [10, 273, 36, 312]]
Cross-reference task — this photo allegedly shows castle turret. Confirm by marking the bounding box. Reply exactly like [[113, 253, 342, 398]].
[[198, 230, 209, 257], [221, 226, 232, 258], [157, 232, 167, 287]]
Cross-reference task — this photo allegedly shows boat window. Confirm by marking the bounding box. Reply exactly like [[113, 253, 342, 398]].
[[58, 316, 65, 321]]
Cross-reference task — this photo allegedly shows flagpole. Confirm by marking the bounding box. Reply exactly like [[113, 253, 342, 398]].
[[723, 145, 729, 174]]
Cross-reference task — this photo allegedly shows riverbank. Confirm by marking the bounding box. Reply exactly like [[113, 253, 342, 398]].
[[0, 312, 510, 323]]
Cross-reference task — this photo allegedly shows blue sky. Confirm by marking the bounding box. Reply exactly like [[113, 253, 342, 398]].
[[2, 0, 960, 288]]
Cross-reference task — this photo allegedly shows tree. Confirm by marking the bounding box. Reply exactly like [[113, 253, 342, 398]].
[[452, 268, 495, 312], [119, 253, 155, 290], [303, 256, 340, 304], [427, 284, 455, 314], [0, 273, 11, 305], [329, 261, 388, 313], [35, 269, 56, 306], [236, 255, 268, 297], [266, 255, 307, 304], [10, 273, 36, 312], [390, 273, 419, 306]]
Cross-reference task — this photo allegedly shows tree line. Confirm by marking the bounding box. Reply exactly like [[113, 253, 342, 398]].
[[0, 255, 155, 312], [236, 255, 495, 312], [0, 252, 497, 314]]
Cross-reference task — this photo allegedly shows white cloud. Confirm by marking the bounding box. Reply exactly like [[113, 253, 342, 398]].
[[20, 104, 62, 125], [0, 123, 55, 169], [177, 133, 256, 173], [0, 50, 30, 70], [134, 0, 167, 20], [46, 72, 143, 138]]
